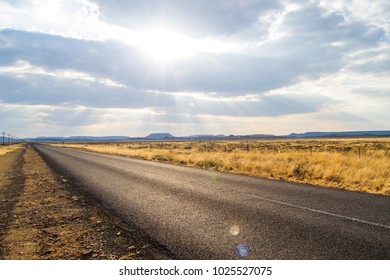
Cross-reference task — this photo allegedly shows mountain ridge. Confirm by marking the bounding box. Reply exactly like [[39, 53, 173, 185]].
[[24, 130, 390, 142]]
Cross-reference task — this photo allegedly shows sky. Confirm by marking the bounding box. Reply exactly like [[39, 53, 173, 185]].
[[0, 0, 389, 137]]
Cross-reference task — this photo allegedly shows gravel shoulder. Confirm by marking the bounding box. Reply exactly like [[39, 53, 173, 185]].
[[0, 145, 172, 260]]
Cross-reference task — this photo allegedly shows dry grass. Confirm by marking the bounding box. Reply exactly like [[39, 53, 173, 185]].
[[52, 138, 390, 195], [0, 144, 23, 156]]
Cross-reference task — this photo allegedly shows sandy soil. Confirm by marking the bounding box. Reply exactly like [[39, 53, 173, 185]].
[[0, 145, 171, 260]]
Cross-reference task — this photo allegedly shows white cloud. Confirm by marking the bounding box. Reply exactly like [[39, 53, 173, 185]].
[[0, 101, 156, 137], [267, 69, 390, 129], [0, 0, 136, 41], [0, 60, 127, 87], [314, 0, 390, 35], [0, 0, 243, 56]]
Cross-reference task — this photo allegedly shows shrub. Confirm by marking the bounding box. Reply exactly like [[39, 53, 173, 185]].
[[196, 159, 221, 169]]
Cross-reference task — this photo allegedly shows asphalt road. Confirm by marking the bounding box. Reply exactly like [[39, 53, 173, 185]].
[[34, 144, 390, 259]]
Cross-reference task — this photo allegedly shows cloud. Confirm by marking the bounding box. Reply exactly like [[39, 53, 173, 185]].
[[0, 0, 389, 137], [92, 0, 282, 37], [0, 59, 329, 118], [314, 0, 390, 36], [0, 0, 133, 41], [0, 28, 305, 96], [345, 45, 390, 74], [2, 18, 383, 97]]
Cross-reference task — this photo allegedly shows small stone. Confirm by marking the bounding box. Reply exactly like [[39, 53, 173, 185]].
[[81, 249, 93, 256]]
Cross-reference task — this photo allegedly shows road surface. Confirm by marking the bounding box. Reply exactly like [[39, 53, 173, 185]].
[[34, 144, 390, 259]]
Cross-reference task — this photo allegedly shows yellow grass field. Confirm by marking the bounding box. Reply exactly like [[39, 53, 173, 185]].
[[0, 144, 23, 156], [53, 138, 390, 195]]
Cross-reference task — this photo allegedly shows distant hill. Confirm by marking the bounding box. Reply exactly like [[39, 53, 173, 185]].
[[186, 134, 226, 139], [145, 133, 175, 140], [246, 134, 275, 138], [289, 131, 390, 138], [24, 130, 390, 142]]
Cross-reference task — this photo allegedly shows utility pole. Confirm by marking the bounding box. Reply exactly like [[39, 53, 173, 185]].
[[2, 132, 25, 145]]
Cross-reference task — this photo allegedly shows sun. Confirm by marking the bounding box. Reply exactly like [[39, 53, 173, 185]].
[[139, 27, 195, 63]]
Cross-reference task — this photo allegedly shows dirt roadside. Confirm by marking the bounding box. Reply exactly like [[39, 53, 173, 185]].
[[0, 145, 172, 260]]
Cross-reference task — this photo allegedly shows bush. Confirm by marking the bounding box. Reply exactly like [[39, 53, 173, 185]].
[[196, 159, 221, 169], [152, 154, 173, 162]]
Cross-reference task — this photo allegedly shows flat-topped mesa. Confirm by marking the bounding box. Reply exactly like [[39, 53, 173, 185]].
[[145, 133, 175, 140]]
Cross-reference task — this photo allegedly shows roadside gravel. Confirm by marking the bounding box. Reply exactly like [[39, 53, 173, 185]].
[[0, 145, 171, 260]]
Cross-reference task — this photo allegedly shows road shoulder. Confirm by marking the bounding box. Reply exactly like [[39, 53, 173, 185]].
[[0, 145, 171, 260]]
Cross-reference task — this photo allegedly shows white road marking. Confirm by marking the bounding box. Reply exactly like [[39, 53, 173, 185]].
[[246, 193, 390, 230]]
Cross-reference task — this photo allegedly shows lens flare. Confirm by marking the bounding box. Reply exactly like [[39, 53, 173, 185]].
[[235, 243, 250, 257], [229, 225, 240, 236]]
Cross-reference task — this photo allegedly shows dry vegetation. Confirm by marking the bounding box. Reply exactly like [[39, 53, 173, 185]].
[[53, 138, 390, 195], [0, 144, 23, 156]]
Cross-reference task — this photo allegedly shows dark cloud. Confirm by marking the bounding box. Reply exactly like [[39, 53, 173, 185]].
[[0, 71, 330, 117], [0, 73, 174, 109]]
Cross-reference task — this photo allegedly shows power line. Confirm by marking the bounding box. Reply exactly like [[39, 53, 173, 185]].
[[1, 131, 26, 145]]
